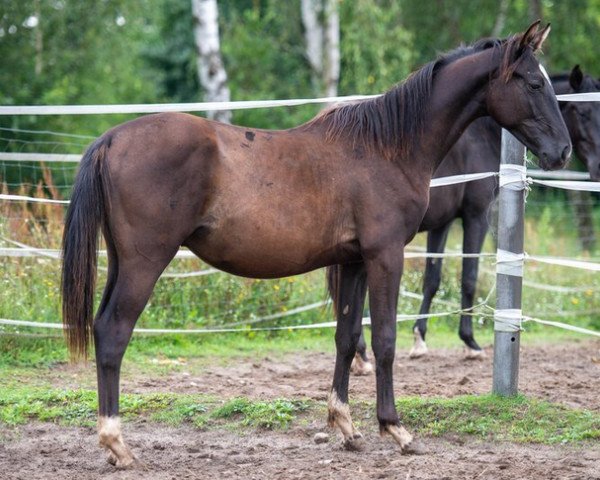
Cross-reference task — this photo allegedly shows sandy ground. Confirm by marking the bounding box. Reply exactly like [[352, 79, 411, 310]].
[[1, 340, 599, 479], [121, 338, 600, 411]]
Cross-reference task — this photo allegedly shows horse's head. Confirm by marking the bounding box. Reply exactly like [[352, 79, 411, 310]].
[[559, 65, 600, 181], [486, 21, 571, 170]]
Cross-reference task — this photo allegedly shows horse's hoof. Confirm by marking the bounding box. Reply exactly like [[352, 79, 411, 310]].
[[106, 451, 137, 469], [400, 438, 427, 455], [384, 424, 413, 452], [351, 357, 374, 376], [464, 348, 486, 360], [343, 432, 365, 451], [408, 343, 428, 359]]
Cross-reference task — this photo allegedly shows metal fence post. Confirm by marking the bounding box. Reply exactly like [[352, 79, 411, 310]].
[[492, 129, 526, 396]]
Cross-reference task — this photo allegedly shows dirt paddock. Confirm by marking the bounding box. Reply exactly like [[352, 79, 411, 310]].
[[1, 340, 599, 479]]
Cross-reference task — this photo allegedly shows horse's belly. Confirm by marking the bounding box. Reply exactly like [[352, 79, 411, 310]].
[[183, 222, 357, 279]]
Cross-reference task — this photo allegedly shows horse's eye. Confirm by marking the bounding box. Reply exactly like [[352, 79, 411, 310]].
[[528, 82, 543, 91]]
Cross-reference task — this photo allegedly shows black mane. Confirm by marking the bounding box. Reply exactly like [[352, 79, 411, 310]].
[[313, 36, 517, 160]]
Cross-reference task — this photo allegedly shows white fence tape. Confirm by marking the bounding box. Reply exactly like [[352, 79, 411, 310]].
[[524, 316, 600, 337], [430, 171, 497, 187], [527, 169, 591, 180], [528, 254, 600, 272], [0, 301, 482, 334], [556, 92, 600, 102], [0, 193, 70, 204], [0, 91, 594, 117], [531, 178, 600, 192], [0, 95, 379, 116], [0, 152, 81, 162]]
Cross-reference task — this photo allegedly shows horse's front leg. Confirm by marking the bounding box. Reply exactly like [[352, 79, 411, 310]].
[[365, 248, 414, 451], [328, 263, 368, 450]]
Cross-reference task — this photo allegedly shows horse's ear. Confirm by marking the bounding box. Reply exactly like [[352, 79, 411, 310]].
[[569, 65, 584, 91], [519, 20, 541, 50], [531, 23, 550, 52]]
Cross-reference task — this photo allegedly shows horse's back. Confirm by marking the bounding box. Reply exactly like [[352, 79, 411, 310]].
[[96, 112, 362, 277]]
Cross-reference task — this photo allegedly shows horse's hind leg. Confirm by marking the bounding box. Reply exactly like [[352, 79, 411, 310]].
[[350, 328, 373, 376], [459, 213, 488, 359], [410, 222, 451, 358], [94, 248, 176, 467], [328, 263, 368, 450]]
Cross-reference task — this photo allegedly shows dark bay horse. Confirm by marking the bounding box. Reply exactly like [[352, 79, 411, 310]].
[[61, 22, 570, 466], [348, 65, 600, 374]]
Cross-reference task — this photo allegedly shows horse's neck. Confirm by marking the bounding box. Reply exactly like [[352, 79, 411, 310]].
[[463, 117, 502, 172], [415, 48, 501, 175]]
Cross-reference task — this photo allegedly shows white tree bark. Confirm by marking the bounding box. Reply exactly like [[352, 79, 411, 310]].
[[191, 0, 231, 123], [301, 0, 339, 98], [492, 0, 509, 38], [323, 0, 339, 98]]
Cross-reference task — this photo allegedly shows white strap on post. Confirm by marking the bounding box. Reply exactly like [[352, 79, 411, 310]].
[[494, 308, 523, 332], [496, 249, 525, 277], [499, 164, 529, 191]]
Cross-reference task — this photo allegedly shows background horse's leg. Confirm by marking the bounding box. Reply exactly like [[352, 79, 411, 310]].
[[328, 262, 368, 450], [94, 250, 175, 467], [366, 249, 413, 451], [459, 213, 489, 358], [410, 222, 452, 358], [350, 327, 373, 376]]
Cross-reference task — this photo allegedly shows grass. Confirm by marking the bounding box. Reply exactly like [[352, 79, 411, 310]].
[[1, 386, 598, 444], [0, 386, 309, 430], [397, 394, 600, 443]]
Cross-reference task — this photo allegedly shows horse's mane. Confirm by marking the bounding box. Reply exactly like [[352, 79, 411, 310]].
[[308, 35, 525, 161]]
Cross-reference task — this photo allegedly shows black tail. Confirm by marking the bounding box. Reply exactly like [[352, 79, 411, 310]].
[[61, 137, 111, 360]]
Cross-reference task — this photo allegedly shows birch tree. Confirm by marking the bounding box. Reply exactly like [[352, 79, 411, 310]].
[[301, 0, 340, 98], [191, 0, 231, 123]]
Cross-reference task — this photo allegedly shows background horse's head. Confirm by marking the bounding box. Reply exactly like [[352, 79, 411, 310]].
[[560, 65, 600, 181], [486, 21, 571, 170]]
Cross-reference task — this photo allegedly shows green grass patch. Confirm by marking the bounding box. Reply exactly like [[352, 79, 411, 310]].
[[210, 397, 309, 429], [1, 387, 599, 445], [397, 394, 600, 444]]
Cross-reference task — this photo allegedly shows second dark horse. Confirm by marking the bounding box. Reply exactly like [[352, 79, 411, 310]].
[[345, 65, 600, 375]]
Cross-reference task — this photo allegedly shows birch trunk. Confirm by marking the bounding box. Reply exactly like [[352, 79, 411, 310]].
[[491, 0, 509, 37], [301, 0, 339, 98], [323, 0, 339, 98], [191, 0, 231, 123]]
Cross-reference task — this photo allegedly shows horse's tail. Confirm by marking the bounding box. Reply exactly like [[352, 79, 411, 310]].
[[61, 137, 111, 361]]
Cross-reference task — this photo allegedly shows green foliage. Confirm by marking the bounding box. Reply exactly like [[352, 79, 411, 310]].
[[0, 0, 162, 137], [219, 2, 318, 128], [339, 0, 414, 94]]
